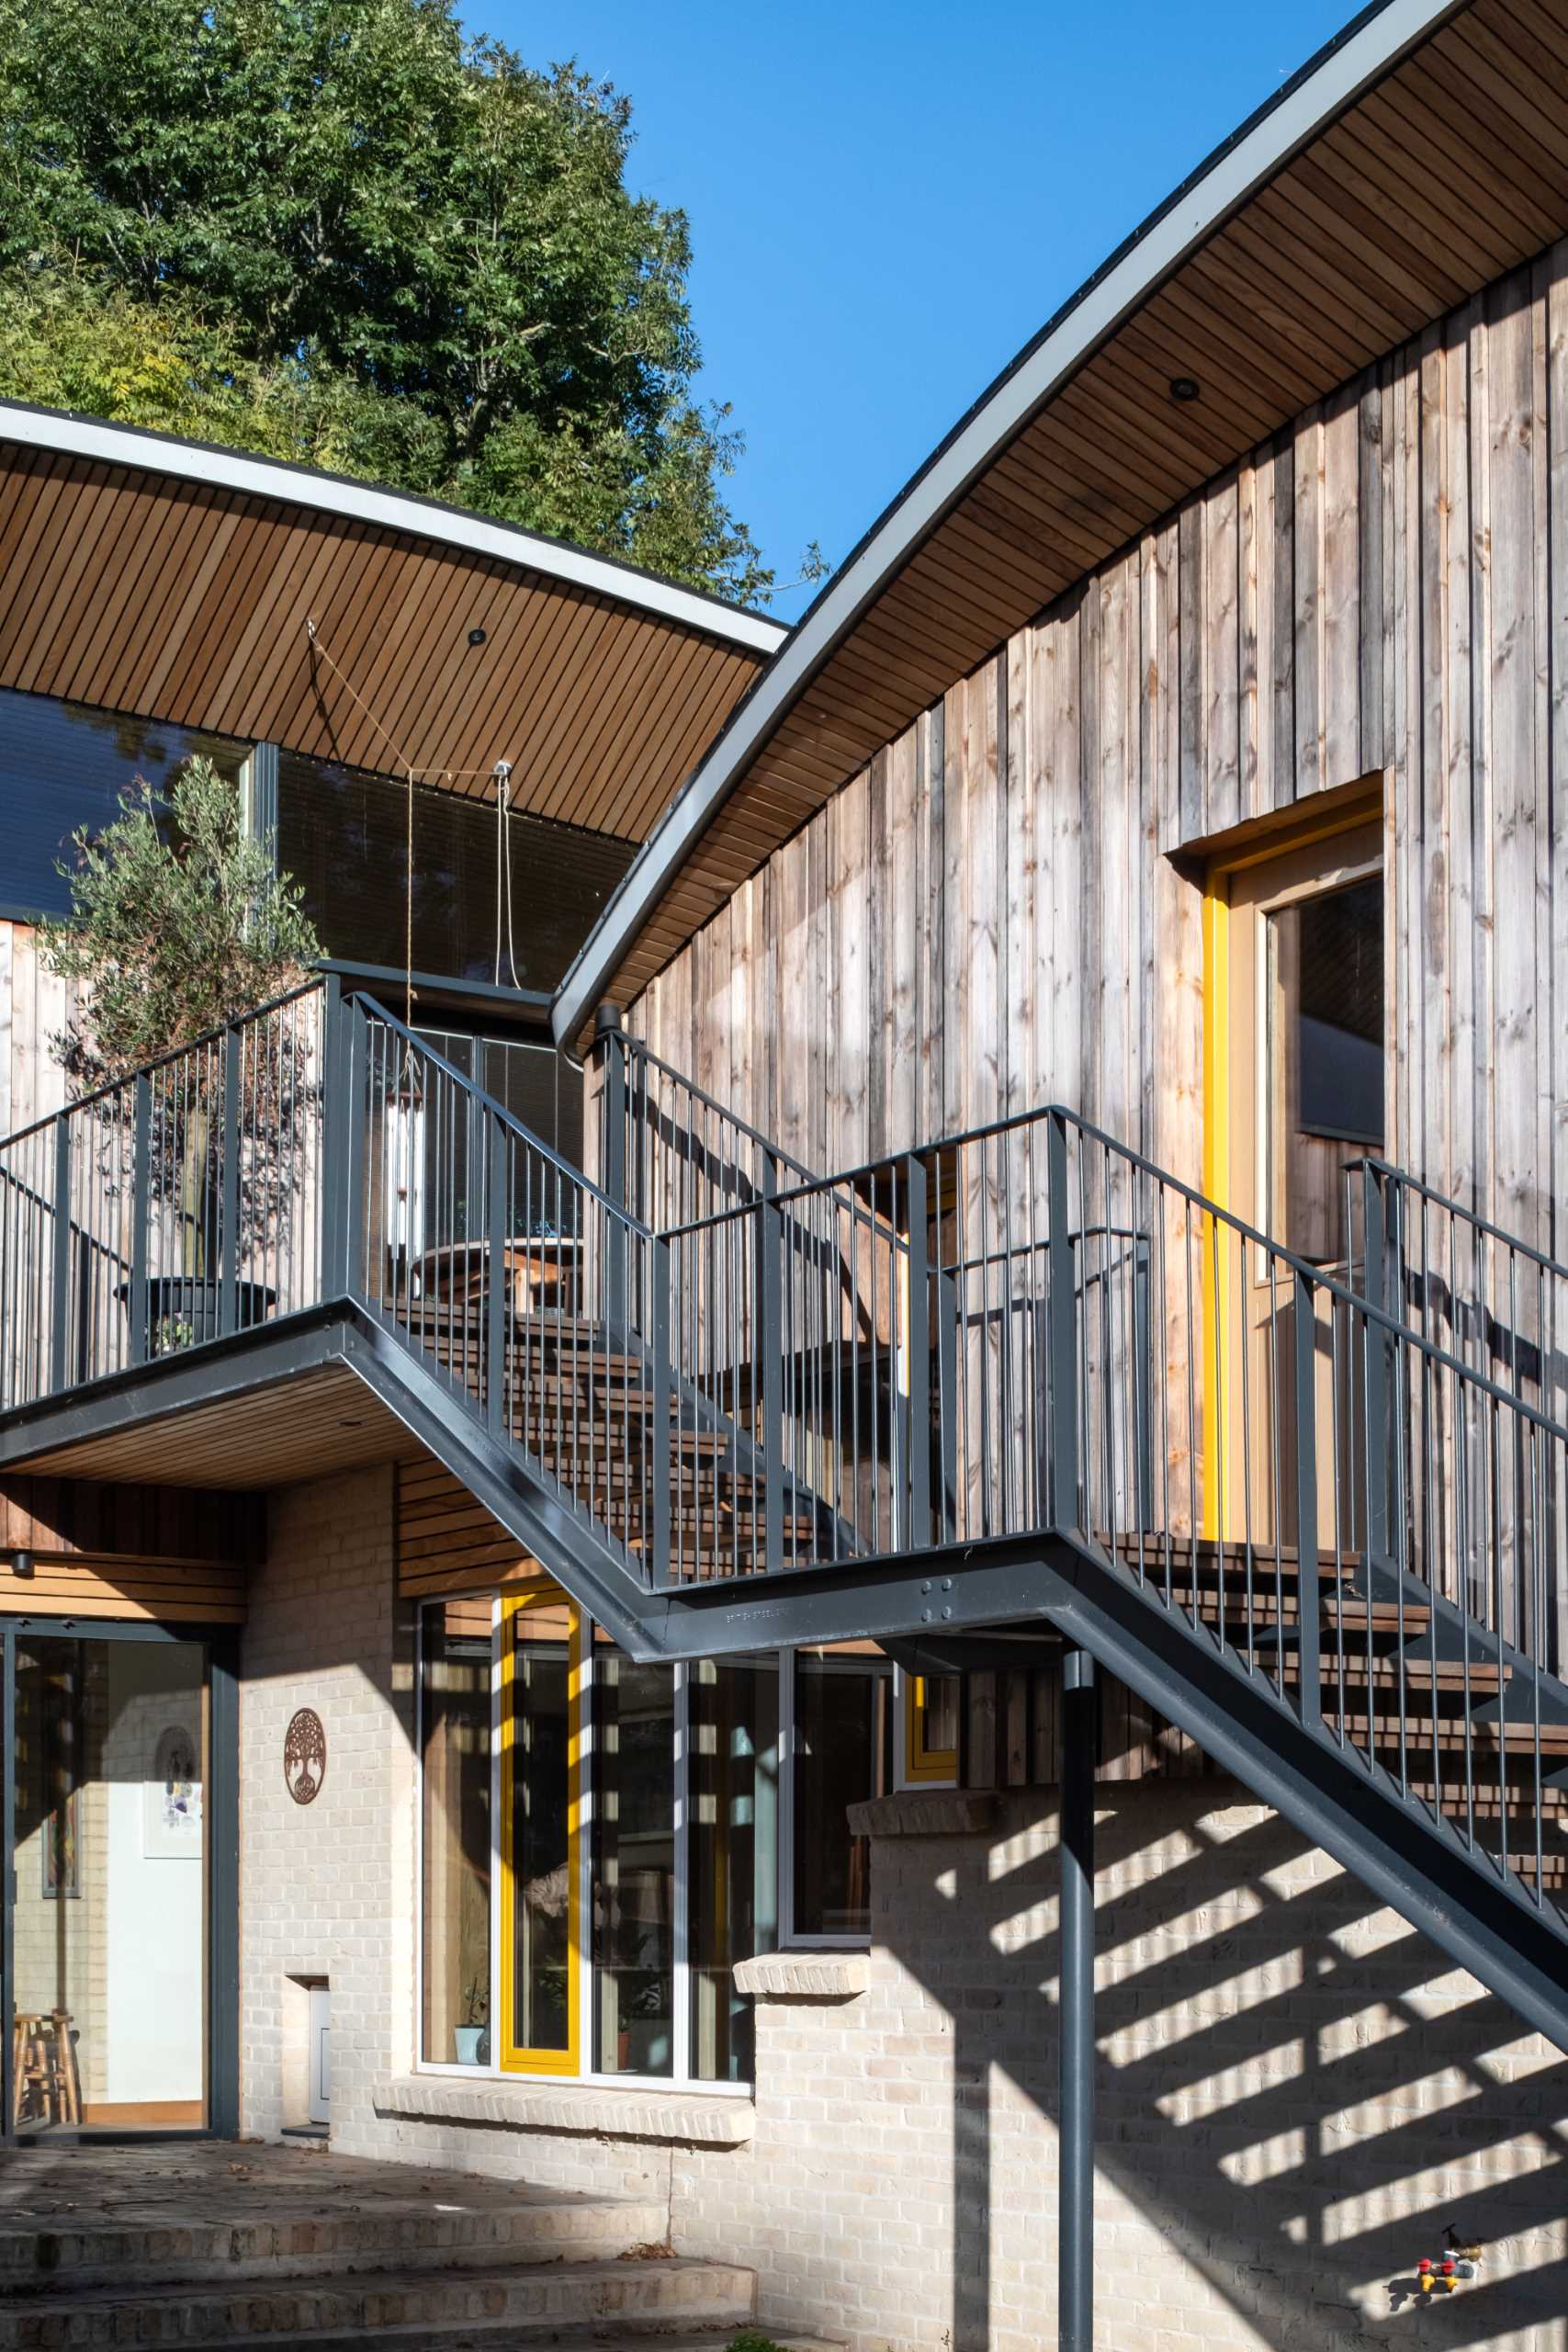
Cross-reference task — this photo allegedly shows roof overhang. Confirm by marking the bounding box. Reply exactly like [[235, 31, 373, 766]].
[[554, 0, 1534, 1040], [0, 402, 784, 842]]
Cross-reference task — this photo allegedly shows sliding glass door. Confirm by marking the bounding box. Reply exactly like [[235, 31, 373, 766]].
[[2, 1623, 234, 2138]]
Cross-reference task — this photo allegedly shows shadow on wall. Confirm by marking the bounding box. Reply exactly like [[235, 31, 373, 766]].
[[882, 1780, 1568, 2352]]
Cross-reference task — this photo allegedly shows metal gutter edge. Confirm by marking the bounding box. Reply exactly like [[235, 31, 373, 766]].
[[551, 0, 1462, 1046], [0, 400, 786, 658]]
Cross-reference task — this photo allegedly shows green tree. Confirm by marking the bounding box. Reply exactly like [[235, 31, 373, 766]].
[[0, 0, 773, 601]]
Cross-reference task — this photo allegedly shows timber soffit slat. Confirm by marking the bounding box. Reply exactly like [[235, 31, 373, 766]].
[[553, 0, 1568, 1046], [0, 414, 784, 854]]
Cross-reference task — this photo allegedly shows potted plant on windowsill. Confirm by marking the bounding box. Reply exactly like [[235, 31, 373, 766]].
[[453, 1975, 490, 2066], [42, 757, 323, 1354]]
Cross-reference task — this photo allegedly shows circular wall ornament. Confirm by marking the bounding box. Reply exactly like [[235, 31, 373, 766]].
[[284, 1707, 327, 1805]]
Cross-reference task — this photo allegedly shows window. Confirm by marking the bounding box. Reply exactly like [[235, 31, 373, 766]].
[[416, 1027, 584, 1170], [903, 1671, 960, 1784], [420, 1600, 492, 2065], [788, 1647, 894, 1939], [500, 1589, 581, 2075], [276, 751, 637, 993], [688, 1655, 780, 2083], [418, 1610, 901, 2086], [591, 1647, 675, 2077], [0, 687, 248, 921], [1264, 868, 1385, 1262]]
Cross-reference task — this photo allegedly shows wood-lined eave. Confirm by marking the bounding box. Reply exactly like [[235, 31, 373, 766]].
[[570, 0, 1568, 1035], [0, 446, 770, 848]]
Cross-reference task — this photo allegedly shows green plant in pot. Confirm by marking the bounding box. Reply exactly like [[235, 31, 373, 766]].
[[453, 1975, 491, 2066], [42, 758, 322, 1356]]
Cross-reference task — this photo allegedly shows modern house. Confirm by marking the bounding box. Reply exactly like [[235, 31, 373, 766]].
[[2, 2, 1568, 2348]]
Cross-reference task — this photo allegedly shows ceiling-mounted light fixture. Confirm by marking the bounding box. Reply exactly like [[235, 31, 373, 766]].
[[468, 626, 488, 648], [1169, 376, 1201, 403]]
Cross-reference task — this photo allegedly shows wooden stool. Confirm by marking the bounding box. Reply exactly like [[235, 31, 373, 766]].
[[12, 2011, 81, 2125]]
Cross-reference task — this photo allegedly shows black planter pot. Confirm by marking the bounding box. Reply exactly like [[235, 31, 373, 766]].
[[118, 1273, 276, 1357]]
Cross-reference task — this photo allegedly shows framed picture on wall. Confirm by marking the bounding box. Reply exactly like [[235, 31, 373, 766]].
[[41, 1785, 79, 1899], [143, 1721, 203, 1859]]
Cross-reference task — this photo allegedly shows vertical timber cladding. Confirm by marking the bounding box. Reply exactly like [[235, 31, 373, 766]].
[[630, 241, 1568, 1271], [625, 243, 1568, 1786], [0, 1477, 254, 1622]]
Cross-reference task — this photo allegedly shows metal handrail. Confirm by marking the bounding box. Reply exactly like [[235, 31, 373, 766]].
[[618, 1033, 815, 1185], [0, 977, 323, 1151], [1348, 1152, 1568, 1282]]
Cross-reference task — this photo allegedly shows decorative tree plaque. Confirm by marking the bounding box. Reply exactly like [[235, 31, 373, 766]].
[[284, 1707, 327, 1804]]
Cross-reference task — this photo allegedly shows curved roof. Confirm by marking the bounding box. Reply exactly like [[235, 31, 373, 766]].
[[554, 0, 1557, 1039], [0, 401, 784, 842]]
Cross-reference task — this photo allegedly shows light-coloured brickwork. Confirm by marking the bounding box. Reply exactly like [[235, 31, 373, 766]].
[[665, 1785, 1568, 2352], [234, 1501, 1568, 2347], [239, 1463, 414, 2150]]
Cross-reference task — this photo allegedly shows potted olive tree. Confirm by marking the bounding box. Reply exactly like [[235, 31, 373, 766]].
[[43, 758, 323, 1352]]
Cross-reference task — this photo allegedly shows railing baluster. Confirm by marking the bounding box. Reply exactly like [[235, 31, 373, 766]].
[[220, 1021, 242, 1337], [1046, 1111, 1079, 1532], [1293, 1271, 1321, 1730], [50, 1114, 72, 1395], [650, 1231, 672, 1586]]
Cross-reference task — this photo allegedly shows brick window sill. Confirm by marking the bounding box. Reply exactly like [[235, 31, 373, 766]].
[[375, 2074, 754, 2145], [731, 1950, 870, 2001]]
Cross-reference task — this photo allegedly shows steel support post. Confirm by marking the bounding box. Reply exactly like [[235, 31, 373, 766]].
[[1060, 1642, 1097, 2352]]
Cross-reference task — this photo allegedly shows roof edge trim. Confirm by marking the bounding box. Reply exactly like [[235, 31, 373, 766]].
[[0, 400, 786, 657], [551, 0, 1459, 1046]]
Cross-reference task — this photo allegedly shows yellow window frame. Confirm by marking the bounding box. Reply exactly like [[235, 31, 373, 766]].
[[903, 1670, 958, 1784], [499, 1580, 583, 2077]]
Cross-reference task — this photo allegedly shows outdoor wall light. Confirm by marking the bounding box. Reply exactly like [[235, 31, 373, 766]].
[[10, 1548, 33, 1578], [1169, 375, 1201, 402]]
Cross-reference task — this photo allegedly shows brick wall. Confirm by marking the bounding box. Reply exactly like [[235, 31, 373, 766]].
[[234, 1516, 1568, 2346], [670, 1784, 1568, 2352], [239, 1464, 415, 2147]]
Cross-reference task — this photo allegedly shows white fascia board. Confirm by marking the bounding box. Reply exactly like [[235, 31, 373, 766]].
[[550, 0, 1461, 1045], [0, 400, 785, 658]]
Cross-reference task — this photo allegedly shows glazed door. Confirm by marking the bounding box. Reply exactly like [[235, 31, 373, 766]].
[[6, 1628, 214, 2134], [1215, 815, 1386, 1545], [499, 1587, 581, 2075]]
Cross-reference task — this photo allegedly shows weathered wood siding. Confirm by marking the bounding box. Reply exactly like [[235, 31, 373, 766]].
[[0, 921, 74, 1140], [628, 246, 1568, 1267]]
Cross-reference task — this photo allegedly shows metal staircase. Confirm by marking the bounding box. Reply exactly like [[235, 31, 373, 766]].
[[4, 979, 1568, 2049]]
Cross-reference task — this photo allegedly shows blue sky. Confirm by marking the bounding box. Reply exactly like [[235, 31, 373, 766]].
[[479, 2, 1352, 615]]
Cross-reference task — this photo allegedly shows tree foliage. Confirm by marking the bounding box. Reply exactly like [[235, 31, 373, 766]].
[[0, 0, 773, 601], [41, 758, 322, 1086]]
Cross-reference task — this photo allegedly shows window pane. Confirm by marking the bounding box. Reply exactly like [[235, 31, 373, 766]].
[[1267, 874, 1384, 1261], [13, 1634, 209, 2130], [591, 1648, 674, 2075], [689, 1656, 779, 2083], [421, 1601, 492, 2065], [276, 751, 636, 992], [0, 687, 247, 920], [416, 1026, 584, 1170], [509, 1601, 573, 2055], [794, 1650, 893, 1938]]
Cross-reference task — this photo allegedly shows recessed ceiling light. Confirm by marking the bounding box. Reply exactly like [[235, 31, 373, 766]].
[[468, 626, 487, 648], [1169, 376, 1201, 403]]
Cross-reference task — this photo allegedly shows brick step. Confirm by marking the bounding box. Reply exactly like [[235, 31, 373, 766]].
[[0, 2256, 756, 2349], [0, 2191, 668, 2293], [218, 2330, 835, 2352]]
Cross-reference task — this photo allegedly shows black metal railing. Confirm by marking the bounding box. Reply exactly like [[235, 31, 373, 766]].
[[596, 1017, 814, 1232], [5, 994, 1567, 1935], [1348, 1155, 1568, 1434], [651, 1104, 1568, 1917], [0, 979, 326, 1408]]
